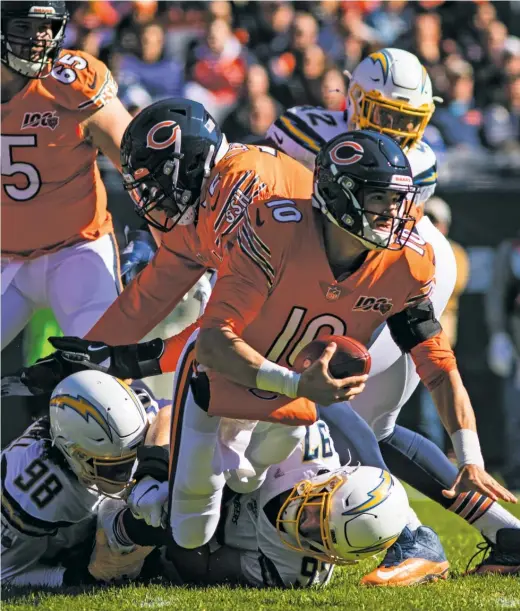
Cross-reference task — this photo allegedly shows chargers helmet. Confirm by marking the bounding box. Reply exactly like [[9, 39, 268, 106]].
[[313, 130, 418, 250], [277, 466, 409, 565], [121, 98, 225, 232], [49, 370, 149, 496], [346, 48, 436, 151], [1, 1, 68, 79]]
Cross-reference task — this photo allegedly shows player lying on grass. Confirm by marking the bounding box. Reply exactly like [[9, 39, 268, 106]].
[[1, 371, 169, 588], [89, 419, 411, 588]]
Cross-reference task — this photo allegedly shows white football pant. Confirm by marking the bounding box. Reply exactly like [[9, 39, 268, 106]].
[[1, 233, 121, 350]]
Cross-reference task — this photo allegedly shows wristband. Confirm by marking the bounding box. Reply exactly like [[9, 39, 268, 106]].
[[256, 360, 300, 399], [450, 429, 485, 469]]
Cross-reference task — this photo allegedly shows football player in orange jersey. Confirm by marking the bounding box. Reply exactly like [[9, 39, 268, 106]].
[[1, 1, 133, 349]]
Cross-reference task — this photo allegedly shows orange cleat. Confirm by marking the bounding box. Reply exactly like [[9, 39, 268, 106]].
[[361, 526, 449, 587]]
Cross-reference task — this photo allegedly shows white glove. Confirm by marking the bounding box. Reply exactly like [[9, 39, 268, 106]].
[[488, 331, 515, 378], [126, 476, 168, 528]]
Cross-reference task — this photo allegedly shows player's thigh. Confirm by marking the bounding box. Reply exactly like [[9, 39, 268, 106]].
[[226, 423, 305, 493], [47, 234, 121, 337], [1, 281, 35, 350], [351, 353, 420, 441]]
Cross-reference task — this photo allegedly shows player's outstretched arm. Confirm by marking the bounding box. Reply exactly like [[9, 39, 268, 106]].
[[409, 330, 516, 504]]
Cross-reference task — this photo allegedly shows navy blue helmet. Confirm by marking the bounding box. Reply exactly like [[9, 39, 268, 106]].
[[121, 98, 224, 232], [313, 130, 418, 250]]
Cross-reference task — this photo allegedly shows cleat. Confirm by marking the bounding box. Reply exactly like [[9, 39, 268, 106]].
[[466, 528, 520, 576], [88, 498, 154, 582], [361, 526, 449, 586]]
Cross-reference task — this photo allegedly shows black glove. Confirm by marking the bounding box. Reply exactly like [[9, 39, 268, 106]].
[[49, 336, 164, 380], [1, 337, 165, 398]]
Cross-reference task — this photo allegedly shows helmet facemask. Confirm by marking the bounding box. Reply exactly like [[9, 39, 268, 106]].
[[314, 167, 418, 251], [55, 437, 140, 498], [348, 83, 434, 151], [1, 11, 68, 79], [277, 471, 356, 566], [122, 132, 216, 233]]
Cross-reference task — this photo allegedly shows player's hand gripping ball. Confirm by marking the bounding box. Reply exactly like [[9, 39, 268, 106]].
[[293, 335, 371, 378]]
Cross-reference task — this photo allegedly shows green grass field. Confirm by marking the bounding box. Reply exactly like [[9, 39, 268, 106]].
[[3, 497, 520, 611]]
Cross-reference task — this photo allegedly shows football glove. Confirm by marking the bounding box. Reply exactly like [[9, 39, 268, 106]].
[[127, 476, 169, 529], [120, 228, 157, 287], [1, 336, 164, 397]]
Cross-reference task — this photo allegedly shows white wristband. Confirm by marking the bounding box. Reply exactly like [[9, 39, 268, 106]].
[[256, 360, 301, 399], [450, 429, 485, 469]]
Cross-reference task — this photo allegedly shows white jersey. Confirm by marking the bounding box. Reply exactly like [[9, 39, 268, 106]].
[[216, 421, 341, 588], [266, 105, 438, 203], [1, 418, 102, 584]]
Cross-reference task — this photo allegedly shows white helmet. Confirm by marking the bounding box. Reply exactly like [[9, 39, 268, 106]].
[[49, 370, 149, 496], [346, 48, 437, 151], [277, 466, 409, 565]]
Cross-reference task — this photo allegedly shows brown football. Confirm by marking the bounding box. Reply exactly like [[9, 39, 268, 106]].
[[293, 334, 371, 378]]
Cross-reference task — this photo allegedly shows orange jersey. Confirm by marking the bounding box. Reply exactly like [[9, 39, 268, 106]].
[[1, 49, 117, 259], [87, 145, 313, 345], [201, 202, 453, 421]]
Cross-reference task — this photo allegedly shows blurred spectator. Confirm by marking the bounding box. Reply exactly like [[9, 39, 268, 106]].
[[364, 0, 413, 46], [432, 59, 484, 149], [320, 67, 347, 111], [418, 197, 469, 450], [118, 22, 184, 101], [483, 73, 520, 152], [185, 17, 247, 122], [221, 64, 282, 141], [280, 43, 331, 108], [247, 2, 294, 63], [485, 231, 520, 491], [115, 0, 160, 56], [268, 11, 319, 85]]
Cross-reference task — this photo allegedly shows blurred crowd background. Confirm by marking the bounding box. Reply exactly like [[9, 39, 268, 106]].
[[3, 0, 520, 490], [63, 0, 520, 152]]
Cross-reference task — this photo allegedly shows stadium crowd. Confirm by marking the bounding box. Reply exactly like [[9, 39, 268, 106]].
[[63, 0, 520, 152]]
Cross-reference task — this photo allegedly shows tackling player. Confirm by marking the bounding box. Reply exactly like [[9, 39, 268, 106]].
[[1, 1, 132, 349], [1, 370, 162, 587], [86, 420, 411, 588]]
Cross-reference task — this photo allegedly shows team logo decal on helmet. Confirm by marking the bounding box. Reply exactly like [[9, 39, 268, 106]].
[[342, 469, 393, 515], [368, 50, 390, 84], [329, 141, 364, 166], [146, 121, 180, 151], [50, 394, 113, 441]]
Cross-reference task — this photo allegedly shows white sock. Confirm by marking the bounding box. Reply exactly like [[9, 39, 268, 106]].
[[406, 507, 422, 532], [472, 503, 520, 544]]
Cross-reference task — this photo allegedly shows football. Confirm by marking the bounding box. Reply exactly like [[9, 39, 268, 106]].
[[293, 334, 371, 378]]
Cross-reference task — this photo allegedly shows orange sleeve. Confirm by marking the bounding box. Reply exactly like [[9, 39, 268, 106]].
[[201, 209, 285, 335], [51, 49, 118, 114], [86, 227, 205, 344], [159, 320, 200, 373], [410, 330, 458, 390]]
